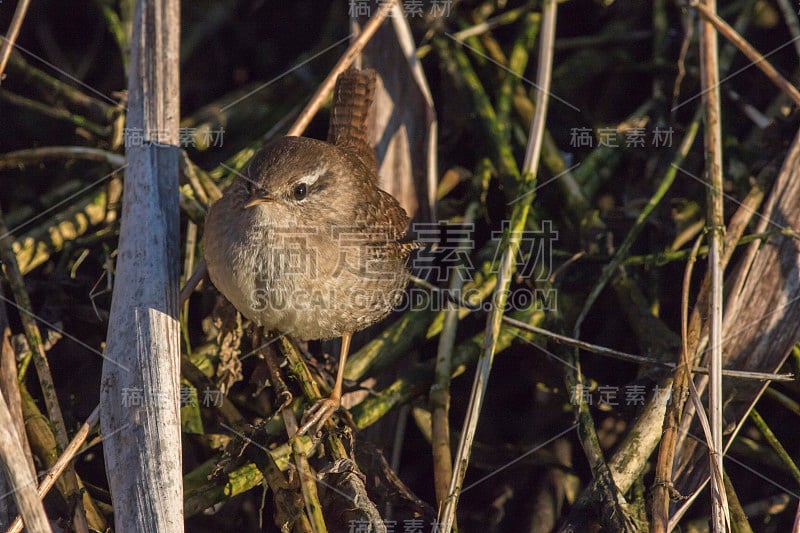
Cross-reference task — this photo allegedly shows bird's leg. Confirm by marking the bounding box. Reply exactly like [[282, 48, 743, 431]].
[[296, 331, 352, 437]]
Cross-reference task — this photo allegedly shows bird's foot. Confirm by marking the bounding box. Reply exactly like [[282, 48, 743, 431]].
[[296, 396, 340, 437]]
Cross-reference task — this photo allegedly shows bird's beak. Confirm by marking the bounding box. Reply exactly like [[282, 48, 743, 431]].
[[244, 195, 274, 208]]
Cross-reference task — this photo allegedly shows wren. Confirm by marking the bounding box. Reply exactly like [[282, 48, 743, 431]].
[[203, 68, 414, 435]]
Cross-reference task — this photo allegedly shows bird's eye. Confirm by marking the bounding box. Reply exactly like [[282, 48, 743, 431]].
[[292, 183, 307, 200]]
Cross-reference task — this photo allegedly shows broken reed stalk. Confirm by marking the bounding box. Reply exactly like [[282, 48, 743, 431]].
[[98, 0, 183, 530], [7, 407, 99, 533], [0, 391, 50, 533]]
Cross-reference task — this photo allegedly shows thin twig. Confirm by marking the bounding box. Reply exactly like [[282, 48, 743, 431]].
[[0, 0, 32, 83], [691, 0, 800, 107], [286, 0, 395, 137], [652, 234, 703, 532], [0, 146, 125, 170], [501, 317, 791, 381], [775, 0, 800, 59]]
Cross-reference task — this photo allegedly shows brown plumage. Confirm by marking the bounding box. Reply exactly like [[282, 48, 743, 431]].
[[203, 135, 411, 340], [328, 67, 378, 174], [203, 68, 412, 435]]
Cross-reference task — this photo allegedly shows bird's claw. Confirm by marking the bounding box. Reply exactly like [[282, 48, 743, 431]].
[[296, 397, 339, 437]]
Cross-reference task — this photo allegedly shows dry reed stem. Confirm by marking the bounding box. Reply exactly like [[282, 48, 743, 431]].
[[430, 201, 479, 511], [652, 181, 766, 529], [7, 407, 99, 533], [0, 208, 91, 532], [0, 0, 32, 82], [0, 391, 50, 532], [286, 0, 396, 137], [691, 0, 800, 107], [698, 0, 730, 528], [439, 1, 557, 530]]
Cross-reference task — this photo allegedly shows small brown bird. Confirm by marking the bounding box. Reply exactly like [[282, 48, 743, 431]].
[[203, 69, 413, 435]]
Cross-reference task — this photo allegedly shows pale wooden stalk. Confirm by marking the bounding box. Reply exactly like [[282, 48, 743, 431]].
[[7, 407, 100, 533], [698, 1, 730, 529], [0, 392, 50, 532], [98, 0, 183, 531], [0, 311, 35, 478], [0, 0, 31, 82], [0, 311, 37, 531]]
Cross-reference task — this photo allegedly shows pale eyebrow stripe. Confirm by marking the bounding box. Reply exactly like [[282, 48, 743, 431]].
[[299, 165, 328, 186]]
